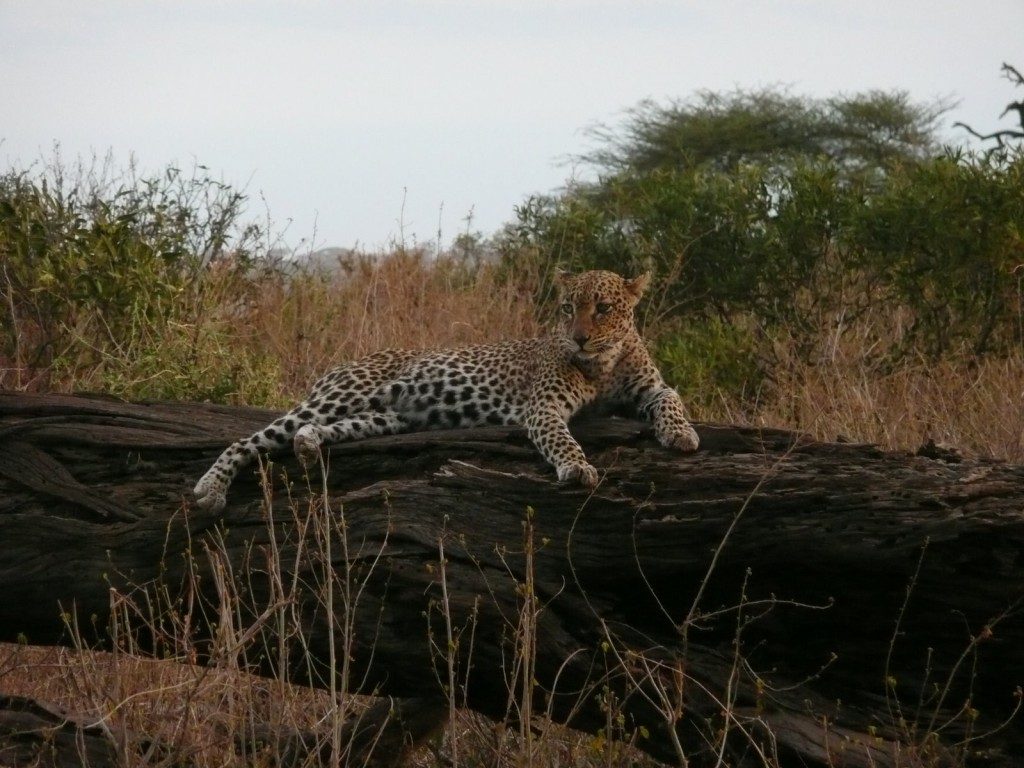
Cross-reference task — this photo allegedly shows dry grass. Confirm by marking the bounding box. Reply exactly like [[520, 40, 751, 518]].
[[244, 251, 544, 402], [0, 641, 651, 768], [0, 641, 372, 766], [693, 315, 1024, 463], [755, 353, 1024, 461], [0, 450, 649, 768]]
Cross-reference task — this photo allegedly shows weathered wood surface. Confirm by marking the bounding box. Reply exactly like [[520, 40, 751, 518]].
[[1, 392, 1023, 766]]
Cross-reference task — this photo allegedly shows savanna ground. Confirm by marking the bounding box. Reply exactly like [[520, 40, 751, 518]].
[[2, 78, 1024, 766]]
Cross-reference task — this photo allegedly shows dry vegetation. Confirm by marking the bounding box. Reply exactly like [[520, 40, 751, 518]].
[[0, 643, 654, 768], [713, 321, 1024, 462], [2, 248, 542, 405]]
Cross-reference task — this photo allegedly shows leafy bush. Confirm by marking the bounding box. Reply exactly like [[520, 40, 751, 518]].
[[652, 316, 763, 413], [0, 155, 266, 394], [847, 152, 1024, 357]]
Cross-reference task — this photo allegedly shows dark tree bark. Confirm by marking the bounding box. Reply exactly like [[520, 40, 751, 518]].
[[1, 392, 1023, 767]]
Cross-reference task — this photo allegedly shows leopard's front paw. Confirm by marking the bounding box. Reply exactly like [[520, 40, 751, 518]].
[[556, 461, 599, 488], [294, 424, 323, 468], [193, 472, 227, 512], [659, 422, 700, 453]]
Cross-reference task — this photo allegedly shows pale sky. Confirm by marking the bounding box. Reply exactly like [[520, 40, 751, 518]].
[[2, 1, 1022, 251]]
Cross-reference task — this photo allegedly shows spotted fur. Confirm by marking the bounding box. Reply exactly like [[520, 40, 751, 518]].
[[193, 270, 699, 511]]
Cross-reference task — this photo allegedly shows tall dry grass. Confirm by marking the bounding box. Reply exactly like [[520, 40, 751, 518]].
[[245, 251, 544, 401], [0, 474, 664, 768], [753, 352, 1024, 461], [1, 641, 658, 767], [695, 308, 1024, 462]]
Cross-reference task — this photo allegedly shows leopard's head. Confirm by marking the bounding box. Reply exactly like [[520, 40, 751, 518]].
[[555, 269, 649, 364]]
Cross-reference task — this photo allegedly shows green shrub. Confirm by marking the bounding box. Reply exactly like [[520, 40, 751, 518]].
[[846, 152, 1024, 357], [0, 156, 265, 392], [652, 317, 763, 412]]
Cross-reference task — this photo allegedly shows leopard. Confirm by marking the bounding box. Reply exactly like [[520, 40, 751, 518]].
[[192, 269, 699, 511]]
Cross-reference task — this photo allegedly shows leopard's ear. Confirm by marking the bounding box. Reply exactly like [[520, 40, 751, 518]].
[[555, 268, 574, 286], [625, 272, 651, 299]]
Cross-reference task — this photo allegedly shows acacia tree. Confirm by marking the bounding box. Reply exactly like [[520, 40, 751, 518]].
[[579, 87, 950, 177]]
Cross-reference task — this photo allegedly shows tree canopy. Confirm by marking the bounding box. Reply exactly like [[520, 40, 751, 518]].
[[579, 87, 951, 177]]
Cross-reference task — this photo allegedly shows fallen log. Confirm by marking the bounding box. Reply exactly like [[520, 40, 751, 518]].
[[1, 392, 1022, 766]]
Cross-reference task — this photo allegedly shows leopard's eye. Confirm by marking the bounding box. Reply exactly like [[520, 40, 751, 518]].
[[595, 302, 612, 315], [560, 302, 574, 316]]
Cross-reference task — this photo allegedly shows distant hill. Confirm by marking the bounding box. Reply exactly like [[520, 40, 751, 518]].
[[265, 246, 361, 271]]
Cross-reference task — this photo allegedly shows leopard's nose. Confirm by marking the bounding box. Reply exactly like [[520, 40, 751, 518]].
[[573, 333, 589, 349]]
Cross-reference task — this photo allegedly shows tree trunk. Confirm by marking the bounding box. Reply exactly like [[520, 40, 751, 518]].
[[1, 392, 1022, 767]]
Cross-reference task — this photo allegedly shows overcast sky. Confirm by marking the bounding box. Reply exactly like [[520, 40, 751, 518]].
[[2, 1, 1022, 251]]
